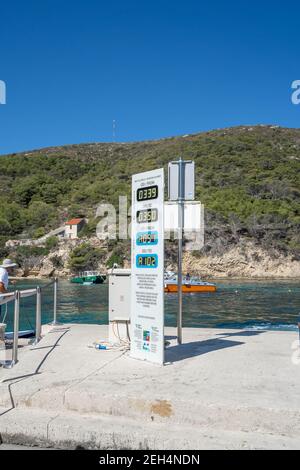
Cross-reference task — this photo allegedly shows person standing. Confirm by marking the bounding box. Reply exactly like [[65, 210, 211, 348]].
[[0, 259, 17, 320]]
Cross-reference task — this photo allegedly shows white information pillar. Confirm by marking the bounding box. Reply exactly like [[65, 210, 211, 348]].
[[130, 168, 165, 365]]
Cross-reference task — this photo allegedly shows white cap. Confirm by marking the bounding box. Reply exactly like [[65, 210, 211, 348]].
[[0, 258, 17, 268]]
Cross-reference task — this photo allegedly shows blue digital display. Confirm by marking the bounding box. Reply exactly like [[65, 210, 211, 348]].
[[136, 254, 158, 268], [136, 231, 158, 246]]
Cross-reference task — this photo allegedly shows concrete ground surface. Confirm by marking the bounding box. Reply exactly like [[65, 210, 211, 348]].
[[0, 324, 299, 450], [0, 444, 53, 450]]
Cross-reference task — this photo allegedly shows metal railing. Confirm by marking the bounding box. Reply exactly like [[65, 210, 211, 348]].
[[0, 277, 58, 368]]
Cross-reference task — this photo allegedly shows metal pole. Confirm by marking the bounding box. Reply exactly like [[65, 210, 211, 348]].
[[12, 290, 20, 365], [50, 277, 59, 325], [177, 158, 185, 344], [34, 286, 42, 344]]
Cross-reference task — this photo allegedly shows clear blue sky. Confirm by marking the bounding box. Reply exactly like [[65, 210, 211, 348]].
[[0, 0, 300, 154]]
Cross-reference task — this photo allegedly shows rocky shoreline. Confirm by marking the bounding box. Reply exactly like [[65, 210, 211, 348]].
[[181, 242, 300, 279], [11, 251, 300, 282], [6, 236, 300, 281], [10, 275, 300, 281]]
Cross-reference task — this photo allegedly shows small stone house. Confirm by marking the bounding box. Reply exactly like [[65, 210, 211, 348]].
[[65, 218, 85, 239]]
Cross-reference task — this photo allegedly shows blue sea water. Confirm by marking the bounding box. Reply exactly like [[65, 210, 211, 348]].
[[1, 279, 299, 332]]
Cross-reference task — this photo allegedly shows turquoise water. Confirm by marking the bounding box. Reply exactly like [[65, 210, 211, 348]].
[[1, 279, 299, 332]]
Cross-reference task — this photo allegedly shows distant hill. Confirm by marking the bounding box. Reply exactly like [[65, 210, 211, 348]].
[[0, 125, 300, 275]]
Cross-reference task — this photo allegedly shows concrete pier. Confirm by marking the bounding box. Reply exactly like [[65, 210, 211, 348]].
[[0, 324, 299, 450]]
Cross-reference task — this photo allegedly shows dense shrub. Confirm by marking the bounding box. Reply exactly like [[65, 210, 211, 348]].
[[45, 236, 59, 251], [14, 245, 49, 269], [106, 252, 123, 268], [50, 255, 64, 269], [68, 243, 104, 271]]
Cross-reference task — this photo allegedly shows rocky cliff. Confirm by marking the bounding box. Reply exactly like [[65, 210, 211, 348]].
[[12, 237, 300, 280]]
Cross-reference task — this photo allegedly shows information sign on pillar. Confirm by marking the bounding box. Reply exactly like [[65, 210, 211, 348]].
[[130, 169, 164, 365]]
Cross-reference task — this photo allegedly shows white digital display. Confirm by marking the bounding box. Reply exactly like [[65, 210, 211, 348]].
[[131, 169, 165, 365]]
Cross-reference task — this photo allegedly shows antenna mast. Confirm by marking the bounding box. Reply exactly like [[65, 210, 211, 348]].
[[112, 120, 116, 142]]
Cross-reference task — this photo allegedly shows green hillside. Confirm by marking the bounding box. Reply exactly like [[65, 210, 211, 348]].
[[1, 125, 300, 261]]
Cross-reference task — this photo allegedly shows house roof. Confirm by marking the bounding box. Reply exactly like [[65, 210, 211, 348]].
[[65, 218, 84, 226]]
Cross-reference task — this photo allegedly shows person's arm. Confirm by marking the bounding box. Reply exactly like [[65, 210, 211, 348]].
[[0, 282, 7, 294]]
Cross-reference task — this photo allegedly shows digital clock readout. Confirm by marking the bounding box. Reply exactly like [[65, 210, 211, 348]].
[[137, 185, 158, 202], [136, 208, 158, 224], [136, 231, 158, 246], [136, 254, 158, 268]]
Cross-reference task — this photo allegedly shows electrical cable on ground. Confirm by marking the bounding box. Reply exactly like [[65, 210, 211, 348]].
[[88, 320, 130, 351]]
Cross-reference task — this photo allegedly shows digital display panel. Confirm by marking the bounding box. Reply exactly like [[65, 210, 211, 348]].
[[136, 231, 158, 246], [136, 254, 158, 268], [137, 185, 158, 202], [136, 208, 158, 224], [131, 168, 164, 365]]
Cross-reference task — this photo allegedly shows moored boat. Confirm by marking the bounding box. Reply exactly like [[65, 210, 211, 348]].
[[70, 271, 106, 285], [164, 272, 217, 293]]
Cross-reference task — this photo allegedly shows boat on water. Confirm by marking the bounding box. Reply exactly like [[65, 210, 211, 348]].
[[164, 272, 217, 293], [70, 271, 106, 285]]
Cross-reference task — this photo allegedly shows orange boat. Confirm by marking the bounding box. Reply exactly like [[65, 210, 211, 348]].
[[164, 273, 217, 293]]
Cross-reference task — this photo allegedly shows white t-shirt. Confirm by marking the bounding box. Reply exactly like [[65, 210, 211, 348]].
[[0, 268, 9, 290]]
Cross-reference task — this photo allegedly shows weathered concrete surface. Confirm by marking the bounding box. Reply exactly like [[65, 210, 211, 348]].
[[0, 324, 299, 450], [0, 443, 54, 450], [0, 324, 54, 366]]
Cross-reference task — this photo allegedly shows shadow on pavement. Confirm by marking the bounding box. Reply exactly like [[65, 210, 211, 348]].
[[216, 330, 266, 338], [165, 338, 243, 363]]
